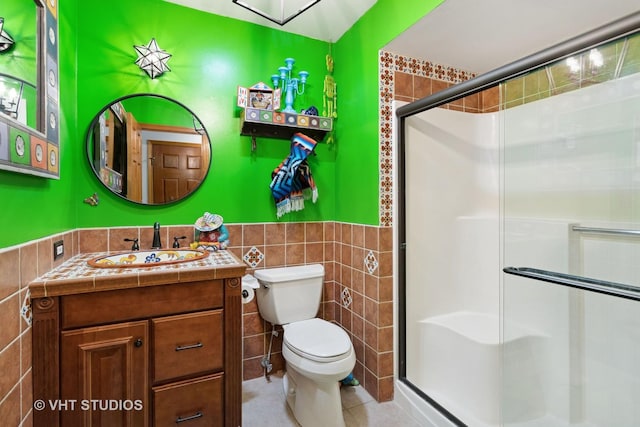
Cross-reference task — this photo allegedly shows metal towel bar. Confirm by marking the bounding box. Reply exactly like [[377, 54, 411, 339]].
[[571, 225, 640, 237], [503, 267, 640, 302]]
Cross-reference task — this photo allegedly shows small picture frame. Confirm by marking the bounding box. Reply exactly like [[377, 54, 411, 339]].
[[237, 82, 280, 111]]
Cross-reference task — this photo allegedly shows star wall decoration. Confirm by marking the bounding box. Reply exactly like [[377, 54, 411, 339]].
[[0, 18, 15, 53], [133, 38, 171, 79]]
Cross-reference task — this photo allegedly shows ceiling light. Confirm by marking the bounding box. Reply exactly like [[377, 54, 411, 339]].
[[0, 18, 15, 52], [588, 48, 603, 68], [232, 0, 321, 26], [134, 38, 171, 79]]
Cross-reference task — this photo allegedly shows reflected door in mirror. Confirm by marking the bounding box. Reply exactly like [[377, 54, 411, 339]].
[[149, 141, 206, 204]]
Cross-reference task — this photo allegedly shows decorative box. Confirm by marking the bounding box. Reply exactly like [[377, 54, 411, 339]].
[[237, 82, 281, 110]]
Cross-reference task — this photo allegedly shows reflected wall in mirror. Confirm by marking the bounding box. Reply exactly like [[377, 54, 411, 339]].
[[0, 0, 60, 179], [87, 94, 212, 205]]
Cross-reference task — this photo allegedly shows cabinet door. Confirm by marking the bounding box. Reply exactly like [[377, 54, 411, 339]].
[[61, 321, 148, 427]]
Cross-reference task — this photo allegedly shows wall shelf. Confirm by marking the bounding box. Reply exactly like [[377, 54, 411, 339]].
[[240, 108, 333, 150]]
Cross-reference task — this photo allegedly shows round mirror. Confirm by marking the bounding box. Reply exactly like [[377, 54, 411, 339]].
[[86, 94, 211, 205]]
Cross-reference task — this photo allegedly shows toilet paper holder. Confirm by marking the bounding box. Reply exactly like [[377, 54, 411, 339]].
[[241, 274, 260, 301]]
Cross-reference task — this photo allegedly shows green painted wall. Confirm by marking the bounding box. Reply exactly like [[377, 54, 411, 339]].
[[0, 1, 78, 248], [73, 0, 334, 230], [0, 0, 443, 248], [118, 96, 195, 128], [332, 0, 444, 225]]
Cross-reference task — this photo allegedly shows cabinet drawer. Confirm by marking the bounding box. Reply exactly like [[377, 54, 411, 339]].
[[61, 280, 224, 329], [153, 310, 223, 382], [153, 373, 223, 427]]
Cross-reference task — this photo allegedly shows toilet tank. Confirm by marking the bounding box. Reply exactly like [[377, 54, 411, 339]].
[[254, 264, 324, 325]]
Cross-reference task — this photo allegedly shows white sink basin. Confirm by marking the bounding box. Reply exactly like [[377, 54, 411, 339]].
[[87, 249, 208, 268]]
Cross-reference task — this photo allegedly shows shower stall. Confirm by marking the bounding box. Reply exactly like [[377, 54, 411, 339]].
[[395, 13, 640, 427]]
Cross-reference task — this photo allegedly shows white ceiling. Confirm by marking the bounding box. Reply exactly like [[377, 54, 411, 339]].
[[163, 0, 378, 42], [166, 0, 639, 74], [384, 0, 640, 74]]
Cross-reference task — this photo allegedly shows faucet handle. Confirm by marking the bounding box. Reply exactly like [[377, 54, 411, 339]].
[[173, 236, 187, 248], [124, 238, 140, 251]]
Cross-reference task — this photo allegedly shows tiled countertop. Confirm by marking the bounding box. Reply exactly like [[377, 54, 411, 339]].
[[29, 250, 247, 298]]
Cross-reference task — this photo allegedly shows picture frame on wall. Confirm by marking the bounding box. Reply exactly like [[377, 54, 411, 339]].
[[0, 0, 60, 179]]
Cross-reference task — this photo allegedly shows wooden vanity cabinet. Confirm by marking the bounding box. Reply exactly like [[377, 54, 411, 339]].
[[32, 277, 243, 427]]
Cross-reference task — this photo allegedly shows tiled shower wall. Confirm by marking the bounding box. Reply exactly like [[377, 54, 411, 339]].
[[383, 50, 500, 113]]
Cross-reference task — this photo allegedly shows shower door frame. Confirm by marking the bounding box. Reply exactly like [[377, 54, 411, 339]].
[[395, 11, 640, 427]]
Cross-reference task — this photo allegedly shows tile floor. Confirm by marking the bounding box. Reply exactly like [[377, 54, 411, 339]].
[[242, 372, 422, 427]]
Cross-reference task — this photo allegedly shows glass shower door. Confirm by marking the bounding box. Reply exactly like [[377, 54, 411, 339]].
[[403, 103, 501, 426], [501, 31, 640, 427]]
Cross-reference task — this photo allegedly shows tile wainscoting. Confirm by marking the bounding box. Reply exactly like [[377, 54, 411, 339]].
[[0, 230, 77, 427], [236, 222, 394, 402], [0, 220, 394, 427]]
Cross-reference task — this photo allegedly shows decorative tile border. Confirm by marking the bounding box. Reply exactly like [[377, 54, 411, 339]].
[[378, 50, 477, 226], [379, 51, 395, 227]]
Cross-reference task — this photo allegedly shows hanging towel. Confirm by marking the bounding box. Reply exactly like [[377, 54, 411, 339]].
[[288, 159, 318, 212], [270, 133, 318, 218]]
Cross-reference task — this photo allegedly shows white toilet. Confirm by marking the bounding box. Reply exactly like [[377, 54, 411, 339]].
[[254, 264, 356, 427]]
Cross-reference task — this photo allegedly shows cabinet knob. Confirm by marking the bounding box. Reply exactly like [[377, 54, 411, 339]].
[[134, 338, 143, 348]]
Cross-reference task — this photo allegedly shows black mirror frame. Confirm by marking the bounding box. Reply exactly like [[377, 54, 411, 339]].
[[85, 93, 212, 206]]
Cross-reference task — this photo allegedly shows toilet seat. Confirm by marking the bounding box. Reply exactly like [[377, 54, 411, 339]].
[[284, 318, 352, 362]]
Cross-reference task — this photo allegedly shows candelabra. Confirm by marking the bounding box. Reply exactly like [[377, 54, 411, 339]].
[[271, 58, 308, 114]]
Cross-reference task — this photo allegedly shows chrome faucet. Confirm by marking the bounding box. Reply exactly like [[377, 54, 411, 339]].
[[151, 222, 162, 249]]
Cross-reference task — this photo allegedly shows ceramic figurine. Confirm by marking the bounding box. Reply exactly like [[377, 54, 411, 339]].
[[190, 212, 230, 251], [323, 54, 337, 119]]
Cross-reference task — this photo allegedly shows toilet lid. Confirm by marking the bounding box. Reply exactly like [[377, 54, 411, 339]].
[[284, 318, 352, 362]]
